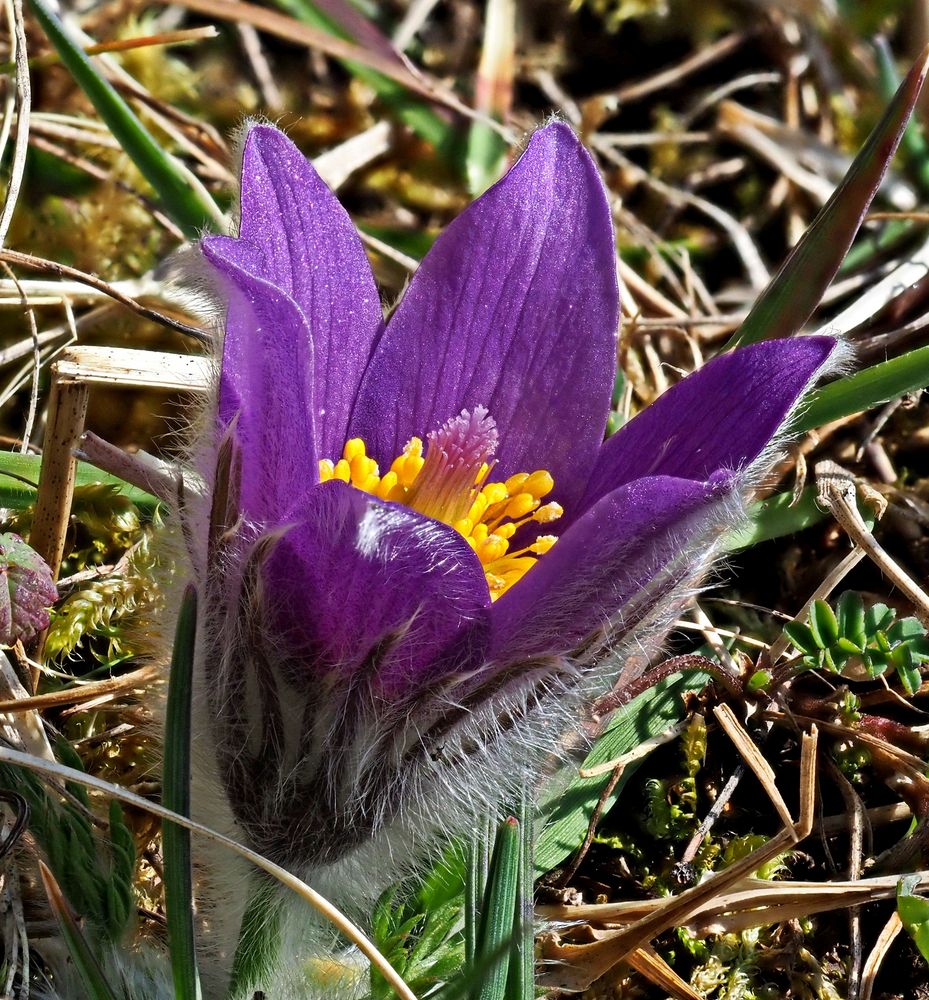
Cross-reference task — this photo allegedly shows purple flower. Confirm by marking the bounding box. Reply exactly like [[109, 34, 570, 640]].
[[193, 122, 835, 873]]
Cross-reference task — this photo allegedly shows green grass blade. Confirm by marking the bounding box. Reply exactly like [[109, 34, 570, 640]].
[[39, 861, 119, 1000], [162, 585, 202, 1000], [505, 791, 534, 1000], [794, 344, 929, 434], [0, 451, 158, 513], [474, 817, 520, 1000], [466, 0, 513, 195], [726, 489, 827, 550], [26, 0, 223, 237], [727, 45, 929, 349], [465, 815, 492, 970]]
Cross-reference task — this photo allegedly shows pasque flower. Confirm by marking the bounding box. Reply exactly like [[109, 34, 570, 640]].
[[192, 122, 836, 879]]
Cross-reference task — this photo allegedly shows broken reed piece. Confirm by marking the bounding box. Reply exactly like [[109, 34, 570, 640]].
[[29, 346, 210, 686]]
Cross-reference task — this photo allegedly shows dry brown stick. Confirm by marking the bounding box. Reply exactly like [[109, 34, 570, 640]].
[[555, 762, 625, 888], [817, 460, 929, 627], [0, 249, 209, 341], [538, 871, 929, 932], [859, 911, 903, 1000], [714, 704, 795, 835], [29, 374, 87, 583], [829, 761, 866, 1000], [627, 943, 703, 1000], [0, 664, 159, 713]]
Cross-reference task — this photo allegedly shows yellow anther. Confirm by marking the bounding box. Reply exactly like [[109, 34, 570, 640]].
[[534, 502, 563, 523], [343, 438, 366, 463], [320, 414, 562, 600], [349, 454, 376, 486], [505, 493, 539, 519], [505, 472, 529, 494], [477, 534, 509, 564], [391, 437, 424, 488], [466, 493, 489, 524], [530, 535, 557, 554], [375, 471, 398, 500], [483, 482, 509, 506], [523, 470, 554, 498]]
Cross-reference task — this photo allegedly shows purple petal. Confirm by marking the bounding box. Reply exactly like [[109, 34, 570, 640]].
[[489, 474, 732, 663], [218, 124, 382, 458], [262, 481, 491, 700], [578, 337, 836, 514], [201, 240, 316, 526], [349, 122, 619, 510]]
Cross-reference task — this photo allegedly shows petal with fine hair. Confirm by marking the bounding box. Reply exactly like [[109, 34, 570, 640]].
[[201, 239, 316, 526], [489, 473, 733, 664], [223, 124, 383, 457], [261, 481, 492, 700], [578, 336, 836, 515], [349, 122, 619, 510]]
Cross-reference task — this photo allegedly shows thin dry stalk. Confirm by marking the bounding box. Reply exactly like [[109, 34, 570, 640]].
[[859, 911, 903, 1000]]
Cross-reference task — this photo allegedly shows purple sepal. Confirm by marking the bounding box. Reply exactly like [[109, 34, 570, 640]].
[[261, 481, 491, 700], [490, 473, 732, 663], [349, 122, 619, 512], [578, 336, 836, 514], [202, 238, 317, 527]]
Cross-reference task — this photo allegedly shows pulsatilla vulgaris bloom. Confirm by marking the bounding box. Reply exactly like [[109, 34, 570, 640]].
[[193, 122, 836, 879]]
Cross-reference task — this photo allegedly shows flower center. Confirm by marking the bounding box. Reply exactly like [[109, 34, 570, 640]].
[[319, 406, 562, 600]]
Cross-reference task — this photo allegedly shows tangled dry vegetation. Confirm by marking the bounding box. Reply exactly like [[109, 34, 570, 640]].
[[4, 0, 929, 998]]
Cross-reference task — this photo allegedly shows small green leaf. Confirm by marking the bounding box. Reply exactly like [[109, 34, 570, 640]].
[[784, 620, 821, 654], [887, 617, 928, 643], [747, 669, 771, 692], [836, 636, 863, 656], [894, 647, 922, 695], [727, 45, 929, 348], [865, 603, 896, 634], [898, 875, 929, 962], [810, 600, 840, 647], [837, 592, 867, 647]]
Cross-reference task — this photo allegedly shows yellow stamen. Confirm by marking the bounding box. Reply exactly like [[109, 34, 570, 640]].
[[318, 408, 562, 600]]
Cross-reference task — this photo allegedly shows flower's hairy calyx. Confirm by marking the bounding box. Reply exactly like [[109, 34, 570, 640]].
[[319, 406, 562, 599]]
